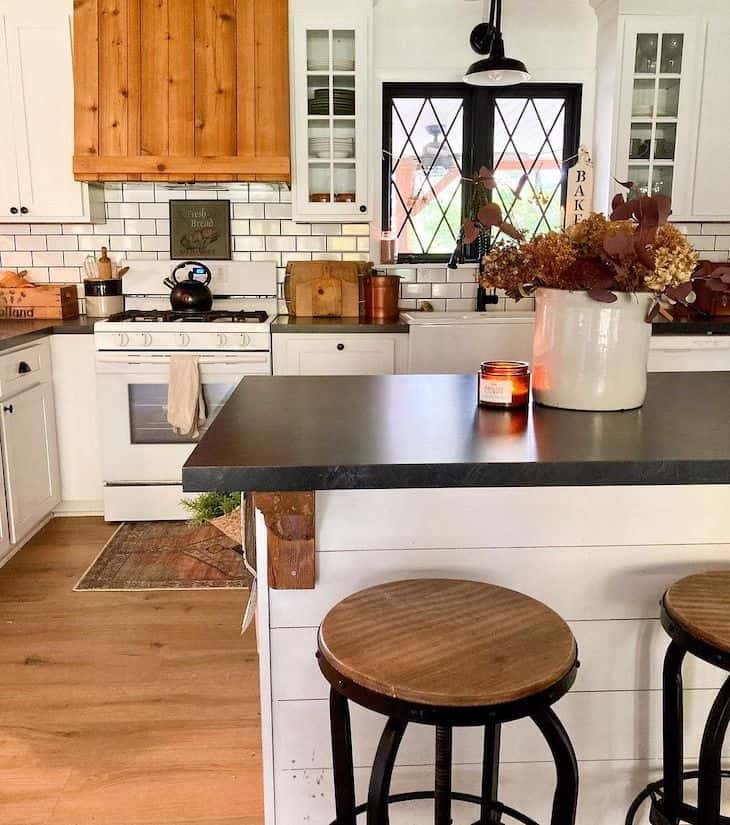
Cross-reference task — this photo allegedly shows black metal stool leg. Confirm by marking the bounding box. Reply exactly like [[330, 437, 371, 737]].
[[480, 721, 502, 825], [367, 717, 407, 825], [697, 674, 730, 825], [330, 688, 357, 825], [657, 642, 687, 825], [435, 726, 453, 825], [531, 707, 579, 825]]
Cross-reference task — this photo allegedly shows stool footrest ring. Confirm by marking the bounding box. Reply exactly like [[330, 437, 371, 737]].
[[327, 789, 541, 825], [625, 769, 730, 825]]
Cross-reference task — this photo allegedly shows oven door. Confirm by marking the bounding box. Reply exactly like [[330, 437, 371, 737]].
[[96, 351, 270, 484]]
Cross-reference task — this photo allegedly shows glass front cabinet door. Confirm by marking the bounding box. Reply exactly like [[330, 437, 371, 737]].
[[616, 17, 700, 219], [291, 12, 370, 222]]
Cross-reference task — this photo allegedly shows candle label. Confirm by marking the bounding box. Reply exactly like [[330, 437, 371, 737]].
[[479, 377, 513, 405]]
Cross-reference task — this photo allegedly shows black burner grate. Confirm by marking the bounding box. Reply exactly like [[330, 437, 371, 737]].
[[106, 309, 269, 324]]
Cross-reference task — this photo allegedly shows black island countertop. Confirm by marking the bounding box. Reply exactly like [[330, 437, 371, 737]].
[[182, 372, 730, 492]]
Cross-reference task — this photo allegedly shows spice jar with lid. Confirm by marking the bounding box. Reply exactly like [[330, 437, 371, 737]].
[[478, 361, 531, 408]]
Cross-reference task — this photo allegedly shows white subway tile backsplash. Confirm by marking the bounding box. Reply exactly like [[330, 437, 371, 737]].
[[461, 283, 478, 298], [398, 299, 417, 310], [122, 183, 155, 202], [311, 223, 342, 236], [265, 203, 292, 219], [282, 252, 312, 266], [418, 267, 444, 283], [342, 252, 369, 262], [0, 236, 14, 251], [25, 267, 50, 283], [230, 219, 250, 235], [47, 235, 79, 251], [402, 283, 431, 299], [357, 237, 370, 252], [15, 235, 47, 251], [251, 251, 281, 265], [266, 235, 296, 252], [447, 267, 478, 283], [426, 299, 446, 311], [141, 236, 169, 252], [62, 223, 93, 235], [233, 203, 266, 219], [250, 220, 281, 235], [297, 236, 327, 252], [341, 224, 369, 236], [156, 220, 170, 235], [234, 236, 265, 252], [79, 235, 107, 250], [139, 203, 170, 220], [106, 202, 140, 220], [184, 189, 220, 200], [327, 236, 357, 252], [108, 236, 142, 252], [94, 220, 126, 235], [686, 235, 715, 251], [32, 251, 64, 267], [32, 223, 61, 234], [124, 219, 157, 235], [444, 298, 475, 312], [431, 283, 461, 299], [64, 250, 95, 266], [282, 220, 310, 236], [701, 223, 730, 235], [698, 251, 730, 262], [0, 223, 29, 234], [248, 183, 280, 203], [1, 251, 32, 267], [712, 237, 730, 251], [49, 267, 82, 283]]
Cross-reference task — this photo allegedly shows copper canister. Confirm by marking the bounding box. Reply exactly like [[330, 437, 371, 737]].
[[364, 274, 401, 322]]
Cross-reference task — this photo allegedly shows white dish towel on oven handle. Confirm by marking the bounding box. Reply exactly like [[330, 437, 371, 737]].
[[167, 354, 207, 439]]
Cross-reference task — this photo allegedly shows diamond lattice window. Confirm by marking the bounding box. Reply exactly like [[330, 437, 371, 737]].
[[491, 97, 567, 244], [387, 97, 465, 258], [383, 84, 581, 263]]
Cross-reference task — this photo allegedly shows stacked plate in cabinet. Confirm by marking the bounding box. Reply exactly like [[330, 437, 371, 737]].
[[309, 59, 355, 72], [309, 88, 355, 116], [309, 137, 355, 159]]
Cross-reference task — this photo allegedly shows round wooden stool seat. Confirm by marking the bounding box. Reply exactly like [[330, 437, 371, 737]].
[[664, 571, 730, 656], [318, 578, 577, 708]]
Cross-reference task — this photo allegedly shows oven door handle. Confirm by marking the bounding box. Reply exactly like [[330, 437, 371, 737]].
[[96, 354, 270, 366]]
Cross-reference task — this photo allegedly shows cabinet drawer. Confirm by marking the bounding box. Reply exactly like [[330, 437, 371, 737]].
[[0, 339, 50, 398], [274, 333, 399, 376]]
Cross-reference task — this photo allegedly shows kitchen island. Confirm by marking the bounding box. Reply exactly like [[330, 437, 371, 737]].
[[183, 373, 730, 825]]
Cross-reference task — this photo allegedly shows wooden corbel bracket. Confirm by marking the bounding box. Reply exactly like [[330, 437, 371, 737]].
[[253, 492, 315, 590]]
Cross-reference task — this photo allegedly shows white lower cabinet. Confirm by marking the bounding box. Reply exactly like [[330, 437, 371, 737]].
[[273, 333, 408, 376], [0, 338, 60, 565]]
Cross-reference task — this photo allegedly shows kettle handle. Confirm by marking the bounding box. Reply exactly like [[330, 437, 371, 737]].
[[163, 277, 176, 290], [170, 260, 212, 286]]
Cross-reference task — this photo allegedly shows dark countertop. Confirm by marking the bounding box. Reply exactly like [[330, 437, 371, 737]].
[[182, 372, 730, 492], [652, 317, 730, 335], [0, 316, 96, 350], [271, 315, 410, 334]]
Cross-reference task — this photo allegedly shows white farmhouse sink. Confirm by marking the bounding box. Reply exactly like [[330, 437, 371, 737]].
[[400, 310, 535, 325]]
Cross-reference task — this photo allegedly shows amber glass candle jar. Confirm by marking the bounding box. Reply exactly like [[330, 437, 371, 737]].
[[478, 361, 531, 408]]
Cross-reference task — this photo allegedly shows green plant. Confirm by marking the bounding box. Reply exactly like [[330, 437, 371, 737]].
[[181, 492, 241, 526]]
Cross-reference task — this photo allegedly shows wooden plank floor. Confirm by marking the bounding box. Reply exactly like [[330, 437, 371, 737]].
[[0, 517, 263, 825]]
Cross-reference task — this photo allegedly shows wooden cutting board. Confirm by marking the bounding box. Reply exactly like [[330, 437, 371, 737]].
[[285, 260, 369, 317]]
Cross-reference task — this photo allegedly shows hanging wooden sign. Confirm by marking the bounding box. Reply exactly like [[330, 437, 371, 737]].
[[564, 146, 594, 227]]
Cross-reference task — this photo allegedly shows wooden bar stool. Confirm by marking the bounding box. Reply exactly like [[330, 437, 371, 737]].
[[626, 571, 730, 825], [317, 578, 580, 825]]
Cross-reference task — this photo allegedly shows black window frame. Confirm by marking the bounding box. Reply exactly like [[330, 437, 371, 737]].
[[382, 82, 583, 264]]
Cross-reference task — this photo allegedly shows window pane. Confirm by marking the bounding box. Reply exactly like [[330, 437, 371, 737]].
[[492, 96, 566, 242], [388, 97, 464, 256]]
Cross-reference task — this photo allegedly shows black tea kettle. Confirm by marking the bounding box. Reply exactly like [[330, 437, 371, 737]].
[[164, 261, 213, 312]]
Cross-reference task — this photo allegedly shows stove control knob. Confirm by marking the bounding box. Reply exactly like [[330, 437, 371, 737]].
[[117, 333, 130, 348], [178, 333, 190, 348], [216, 333, 228, 348], [240, 332, 250, 348], [143, 333, 153, 348]]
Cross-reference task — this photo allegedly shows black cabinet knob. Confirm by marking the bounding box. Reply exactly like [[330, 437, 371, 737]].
[[18, 361, 31, 374], [359, 205, 367, 213], [9, 207, 17, 215], [20, 206, 28, 215], [337, 343, 345, 351], [3, 404, 13, 414]]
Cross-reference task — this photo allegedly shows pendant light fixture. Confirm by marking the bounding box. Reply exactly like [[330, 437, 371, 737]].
[[464, 0, 530, 86]]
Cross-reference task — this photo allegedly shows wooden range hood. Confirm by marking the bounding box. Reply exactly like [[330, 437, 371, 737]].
[[73, 0, 290, 183]]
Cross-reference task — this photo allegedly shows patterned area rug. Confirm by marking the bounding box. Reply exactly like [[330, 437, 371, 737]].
[[75, 521, 251, 591]]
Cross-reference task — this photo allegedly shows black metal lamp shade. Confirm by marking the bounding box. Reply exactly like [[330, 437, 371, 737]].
[[464, 2, 530, 86]]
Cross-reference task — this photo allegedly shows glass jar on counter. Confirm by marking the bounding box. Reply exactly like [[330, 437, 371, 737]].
[[478, 361, 531, 409]]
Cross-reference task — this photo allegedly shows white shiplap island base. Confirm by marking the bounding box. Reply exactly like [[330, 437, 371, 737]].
[[181, 373, 730, 825], [255, 486, 730, 825]]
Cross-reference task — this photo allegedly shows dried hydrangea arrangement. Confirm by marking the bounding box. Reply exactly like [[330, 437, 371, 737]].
[[480, 190, 698, 322]]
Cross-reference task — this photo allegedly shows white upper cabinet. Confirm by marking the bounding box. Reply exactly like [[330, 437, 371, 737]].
[[598, 4, 730, 221], [0, 2, 100, 223], [615, 17, 701, 217], [290, 1, 371, 222], [690, 17, 730, 219]]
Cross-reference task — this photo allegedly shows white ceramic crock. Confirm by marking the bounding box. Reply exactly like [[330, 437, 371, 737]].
[[532, 288, 653, 411]]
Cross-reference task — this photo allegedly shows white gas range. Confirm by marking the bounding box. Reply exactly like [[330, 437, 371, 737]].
[[95, 261, 277, 522]]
